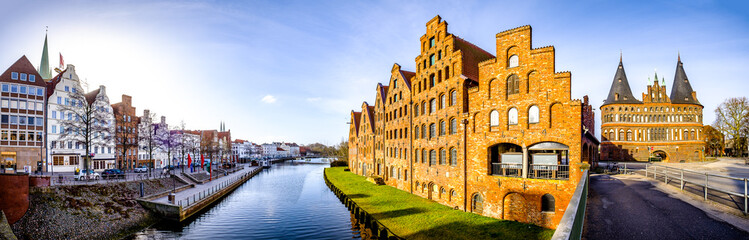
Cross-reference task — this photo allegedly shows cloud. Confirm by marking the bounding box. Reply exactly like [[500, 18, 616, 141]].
[[261, 95, 277, 103], [306, 97, 321, 102]]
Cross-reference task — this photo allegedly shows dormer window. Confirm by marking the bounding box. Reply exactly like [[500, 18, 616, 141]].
[[29, 75, 35, 82], [684, 97, 688, 101], [10, 72, 18, 80], [20, 73, 27, 81], [615, 93, 619, 101], [623, 96, 628, 100], [618, 78, 621, 83], [508, 54, 519, 68]]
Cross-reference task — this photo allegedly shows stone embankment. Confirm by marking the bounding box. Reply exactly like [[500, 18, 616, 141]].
[[11, 177, 187, 240]]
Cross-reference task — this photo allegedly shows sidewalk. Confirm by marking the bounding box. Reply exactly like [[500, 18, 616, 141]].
[[151, 165, 259, 205]]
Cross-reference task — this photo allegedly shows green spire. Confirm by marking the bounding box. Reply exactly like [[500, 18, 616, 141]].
[[39, 31, 51, 79]]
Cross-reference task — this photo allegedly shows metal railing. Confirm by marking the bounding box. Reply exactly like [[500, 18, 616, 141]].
[[491, 163, 522, 177], [50, 171, 172, 186], [529, 164, 569, 180], [177, 167, 256, 208], [621, 163, 748, 214]]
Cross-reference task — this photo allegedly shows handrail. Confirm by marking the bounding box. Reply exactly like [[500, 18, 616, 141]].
[[551, 169, 588, 240]]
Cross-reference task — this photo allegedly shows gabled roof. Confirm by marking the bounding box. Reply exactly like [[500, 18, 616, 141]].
[[351, 111, 361, 137], [454, 36, 494, 81], [602, 58, 642, 106], [360, 102, 375, 134], [377, 84, 389, 105], [84, 88, 100, 105], [670, 56, 701, 106], [0, 55, 48, 88], [45, 69, 66, 98]]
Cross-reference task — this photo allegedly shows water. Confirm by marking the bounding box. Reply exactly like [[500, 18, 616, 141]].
[[130, 161, 359, 239]]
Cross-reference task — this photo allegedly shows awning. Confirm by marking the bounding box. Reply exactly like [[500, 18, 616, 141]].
[[528, 142, 569, 150]]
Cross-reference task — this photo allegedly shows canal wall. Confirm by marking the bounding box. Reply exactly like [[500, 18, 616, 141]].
[[10, 177, 187, 240], [323, 169, 403, 240]]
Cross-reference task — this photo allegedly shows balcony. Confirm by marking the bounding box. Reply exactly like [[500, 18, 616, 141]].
[[529, 164, 569, 180], [491, 162, 522, 177]]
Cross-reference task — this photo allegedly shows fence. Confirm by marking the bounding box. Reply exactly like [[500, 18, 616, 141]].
[[50, 171, 172, 186], [530, 164, 570, 180], [551, 169, 589, 240], [177, 167, 259, 208], [621, 163, 748, 214], [491, 163, 522, 177]]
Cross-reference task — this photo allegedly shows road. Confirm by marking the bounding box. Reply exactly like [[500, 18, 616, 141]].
[[583, 174, 748, 240]]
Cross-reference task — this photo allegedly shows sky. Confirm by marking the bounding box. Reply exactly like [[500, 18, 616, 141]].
[[0, 0, 747, 145]]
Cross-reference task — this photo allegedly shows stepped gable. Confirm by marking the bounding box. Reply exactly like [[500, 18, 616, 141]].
[[454, 36, 494, 81], [602, 57, 642, 106], [670, 56, 701, 105]]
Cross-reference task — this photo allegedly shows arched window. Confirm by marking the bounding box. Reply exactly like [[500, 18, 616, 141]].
[[450, 147, 457, 166], [508, 54, 519, 68], [421, 124, 427, 139], [439, 120, 446, 136], [449, 90, 457, 106], [528, 105, 540, 124], [439, 148, 446, 165], [415, 181, 420, 191], [490, 110, 500, 126], [440, 94, 446, 109], [450, 189, 457, 202], [472, 193, 483, 214], [430, 98, 436, 114], [414, 150, 419, 163], [450, 118, 457, 134], [429, 123, 436, 138], [429, 150, 437, 165], [422, 149, 426, 163], [440, 187, 446, 199], [507, 75, 520, 95], [414, 103, 419, 116], [414, 126, 419, 139], [541, 193, 555, 212], [508, 108, 518, 125]]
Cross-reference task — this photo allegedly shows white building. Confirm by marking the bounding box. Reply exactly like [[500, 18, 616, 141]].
[[46, 65, 115, 172], [138, 111, 170, 168]]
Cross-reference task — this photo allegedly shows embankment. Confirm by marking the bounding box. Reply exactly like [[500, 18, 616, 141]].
[[11, 178, 187, 240]]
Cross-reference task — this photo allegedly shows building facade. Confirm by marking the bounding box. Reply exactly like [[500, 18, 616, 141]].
[[347, 16, 598, 229], [600, 56, 704, 162], [0, 56, 47, 173], [111, 94, 138, 169]]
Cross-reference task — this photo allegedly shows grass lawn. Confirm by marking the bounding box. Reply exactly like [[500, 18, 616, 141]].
[[325, 167, 554, 240]]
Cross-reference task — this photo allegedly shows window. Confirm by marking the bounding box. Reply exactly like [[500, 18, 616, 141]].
[[439, 148, 446, 165], [421, 124, 426, 139], [52, 125, 57, 133], [449, 90, 456, 106], [414, 126, 419, 139], [507, 75, 520, 94], [11, 72, 18, 80], [429, 37, 435, 48], [1, 84, 7, 92], [37, 88, 43, 95], [430, 98, 436, 114], [450, 118, 457, 134], [508, 54, 519, 68], [472, 194, 483, 214], [29, 75, 35, 82], [1, 99, 7, 108], [490, 110, 499, 126], [440, 94, 446, 109], [20, 73, 27, 81], [19, 86, 26, 94], [53, 156, 64, 165], [429, 123, 436, 138], [430, 54, 435, 66], [429, 150, 436, 165], [450, 148, 457, 166], [541, 194, 555, 212], [508, 108, 518, 125], [439, 120, 446, 136], [528, 105, 540, 124], [10, 85, 17, 93], [57, 97, 62, 104], [414, 103, 419, 116]]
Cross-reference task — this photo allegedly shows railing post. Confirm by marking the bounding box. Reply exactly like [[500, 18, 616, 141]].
[[704, 173, 708, 201], [744, 178, 748, 214], [680, 169, 684, 191]]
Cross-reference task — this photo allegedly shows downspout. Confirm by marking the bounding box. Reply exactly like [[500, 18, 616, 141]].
[[463, 118, 469, 211], [409, 100, 414, 193]]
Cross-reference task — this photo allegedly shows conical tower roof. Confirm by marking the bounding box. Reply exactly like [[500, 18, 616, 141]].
[[602, 57, 642, 106], [670, 55, 701, 106], [39, 33, 51, 79]]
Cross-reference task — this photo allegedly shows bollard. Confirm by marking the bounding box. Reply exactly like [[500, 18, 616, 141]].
[[704, 173, 708, 201], [139, 182, 144, 197]]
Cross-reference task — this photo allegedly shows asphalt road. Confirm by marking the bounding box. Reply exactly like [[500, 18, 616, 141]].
[[583, 174, 749, 240]]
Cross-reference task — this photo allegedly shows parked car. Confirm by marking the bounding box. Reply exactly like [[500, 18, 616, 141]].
[[101, 169, 125, 179], [134, 166, 148, 173], [75, 170, 100, 181], [163, 165, 176, 171]]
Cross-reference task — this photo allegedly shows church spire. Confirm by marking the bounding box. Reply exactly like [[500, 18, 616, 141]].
[[39, 29, 51, 79], [670, 54, 701, 105], [603, 54, 642, 106]]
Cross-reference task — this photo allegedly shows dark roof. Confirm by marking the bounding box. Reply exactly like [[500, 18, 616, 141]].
[[378, 84, 389, 105], [400, 69, 415, 90], [363, 105, 375, 133], [453, 36, 494, 81], [45, 69, 66, 98], [670, 56, 701, 106], [0, 55, 48, 88], [84, 88, 100, 105], [602, 59, 642, 106], [352, 111, 361, 136]]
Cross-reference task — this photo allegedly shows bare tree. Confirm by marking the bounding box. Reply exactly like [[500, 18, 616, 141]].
[[56, 86, 114, 177], [138, 110, 158, 173], [714, 97, 749, 157], [156, 125, 181, 168], [114, 114, 138, 170]]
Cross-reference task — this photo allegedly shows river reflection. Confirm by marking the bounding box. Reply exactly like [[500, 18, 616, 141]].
[[130, 161, 360, 240]]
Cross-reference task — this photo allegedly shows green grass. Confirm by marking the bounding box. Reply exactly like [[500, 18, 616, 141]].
[[325, 167, 554, 240]]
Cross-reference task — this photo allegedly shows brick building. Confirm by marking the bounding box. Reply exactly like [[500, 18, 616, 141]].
[[348, 16, 598, 229], [600, 55, 704, 162], [111, 94, 139, 169]]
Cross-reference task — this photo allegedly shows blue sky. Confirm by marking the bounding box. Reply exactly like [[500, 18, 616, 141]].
[[0, 0, 747, 145]]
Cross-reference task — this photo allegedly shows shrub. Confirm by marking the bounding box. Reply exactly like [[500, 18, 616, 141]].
[[330, 160, 348, 167]]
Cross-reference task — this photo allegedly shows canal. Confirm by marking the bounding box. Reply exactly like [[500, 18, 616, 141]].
[[130, 161, 360, 239]]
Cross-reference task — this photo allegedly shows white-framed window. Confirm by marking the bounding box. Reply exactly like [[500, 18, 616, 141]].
[[36, 102, 42, 110], [10, 100, 18, 109], [490, 110, 499, 126], [29, 75, 35, 82], [52, 125, 57, 133], [1, 84, 8, 92], [528, 105, 540, 123], [508, 54, 519, 68], [430, 98, 436, 114], [20, 73, 27, 81], [10, 72, 18, 80], [1, 99, 7, 108], [508, 108, 518, 125]]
